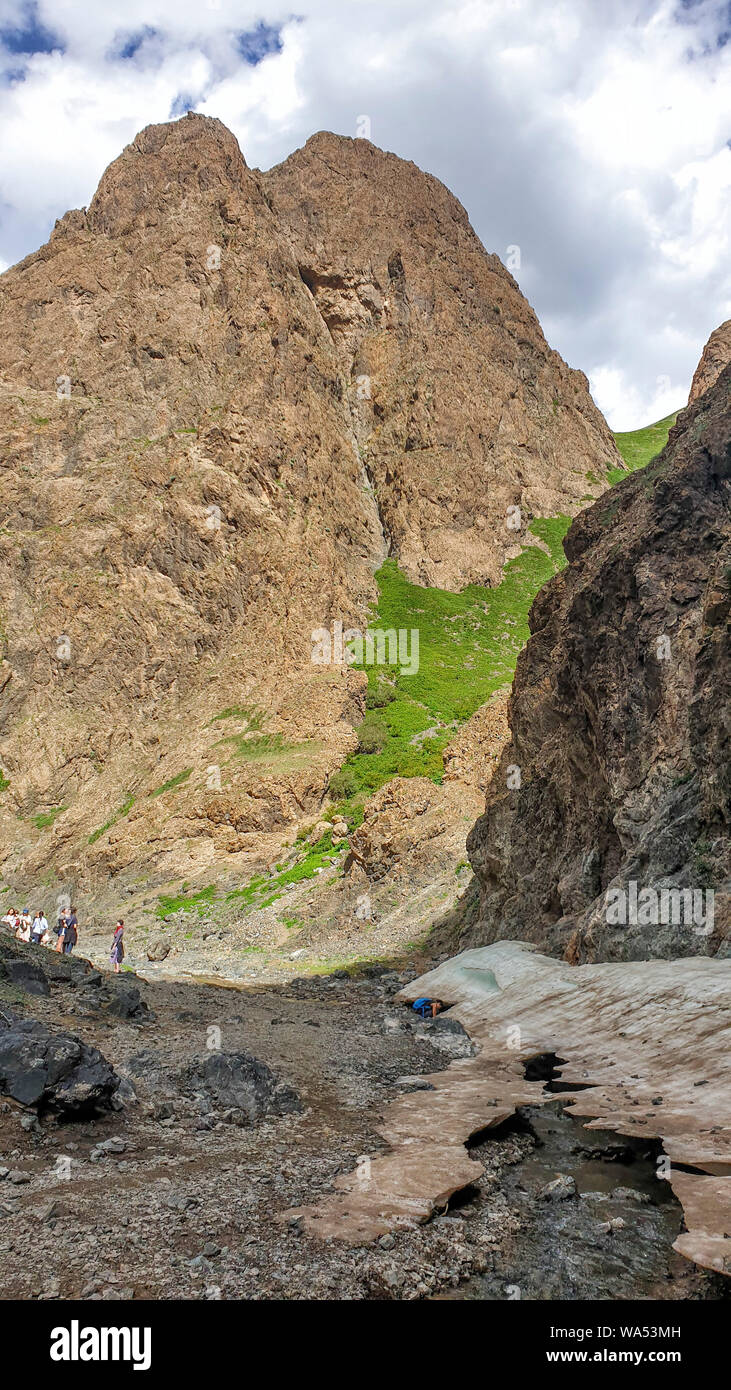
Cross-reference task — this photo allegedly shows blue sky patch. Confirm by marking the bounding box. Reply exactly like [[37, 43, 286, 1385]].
[[169, 91, 197, 118], [0, 2, 63, 56], [115, 26, 160, 61], [235, 22, 283, 65]]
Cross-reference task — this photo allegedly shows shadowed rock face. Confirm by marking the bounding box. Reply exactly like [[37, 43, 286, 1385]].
[[0, 113, 619, 897], [466, 367, 731, 962], [689, 320, 731, 403]]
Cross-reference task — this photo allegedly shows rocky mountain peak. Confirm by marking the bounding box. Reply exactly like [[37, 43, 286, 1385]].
[[689, 318, 731, 403], [86, 113, 250, 237], [0, 115, 621, 904]]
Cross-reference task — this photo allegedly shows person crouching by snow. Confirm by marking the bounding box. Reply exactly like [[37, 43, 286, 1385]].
[[110, 920, 125, 974]]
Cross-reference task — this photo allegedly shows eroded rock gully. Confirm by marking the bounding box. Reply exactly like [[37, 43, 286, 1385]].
[[287, 942, 731, 1281]]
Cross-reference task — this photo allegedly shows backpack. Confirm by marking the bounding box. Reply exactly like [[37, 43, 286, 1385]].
[[411, 997, 434, 1019]]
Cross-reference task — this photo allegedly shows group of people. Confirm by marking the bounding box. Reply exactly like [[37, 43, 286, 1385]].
[[2, 905, 79, 953], [1, 907, 126, 972]]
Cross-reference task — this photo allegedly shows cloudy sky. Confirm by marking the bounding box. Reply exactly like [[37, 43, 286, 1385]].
[[0, 0, 729, 428]]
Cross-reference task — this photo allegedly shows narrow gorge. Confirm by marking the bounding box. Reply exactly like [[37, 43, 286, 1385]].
[[0, 114, 728, 1311]]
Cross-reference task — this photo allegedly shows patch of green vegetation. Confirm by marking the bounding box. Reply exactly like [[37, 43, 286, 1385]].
[[149, 768, 192, 797], [210, 706, 301, 762], [274, 832, 341, 887], [156, 884, 217, 918], [218, 732, 292, 760], [329, 518, 570, 817], [0, 770, 9, 793], [31, 805, 67, 830], [225, 831, 343, 919], [88, 795, 135, 844], [610, 413, 677, 483], [210, 705, 264, 728], [32, 416, 50, 426], [225, 875, 269, 907]]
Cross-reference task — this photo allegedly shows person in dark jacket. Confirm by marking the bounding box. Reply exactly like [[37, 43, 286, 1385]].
[[110, 919, 125, 973], [62, 908, 78, 955], [54, 907, 68, 952]]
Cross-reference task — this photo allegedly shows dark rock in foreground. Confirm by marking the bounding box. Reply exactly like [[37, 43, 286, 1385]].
[[3, 958, 50, 997], [185, 1050, 302, 1124], [0, 1014, 120, 1113], [466, 365, 730, 962]]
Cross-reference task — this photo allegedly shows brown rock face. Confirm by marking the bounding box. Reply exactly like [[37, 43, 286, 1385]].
[[689, 319, 731, 402], [264, 132, 620, 591], [0, 114, 619, 896], [466, 367, 731, 962]]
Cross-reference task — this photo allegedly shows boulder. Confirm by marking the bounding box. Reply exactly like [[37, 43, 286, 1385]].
[[3, 958, 51, 997], [186, 1050, 301, 1124], [146, 937, 171, 962], [540, 1175, 577, 1201], [0, 1015, 120, 1113], [101, 984, 151, 1021]]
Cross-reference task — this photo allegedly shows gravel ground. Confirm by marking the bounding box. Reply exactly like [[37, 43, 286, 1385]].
[[0, 942, 532, 1300]]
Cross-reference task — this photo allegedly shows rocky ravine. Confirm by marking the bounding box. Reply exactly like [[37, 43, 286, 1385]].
[[464, 362, 730, 962], [0, 931, 724, 1302], [0, 113, 620, 909]]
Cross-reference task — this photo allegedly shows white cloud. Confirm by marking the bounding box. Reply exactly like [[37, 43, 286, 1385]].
[[0, 0, 729, 427], [589, 366, 686, 434]]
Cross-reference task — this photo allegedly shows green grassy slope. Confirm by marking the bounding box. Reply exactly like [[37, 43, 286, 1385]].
[[331, 410, 679, 823], [330, 518, 571, 820], [610, 412, 677, 482]]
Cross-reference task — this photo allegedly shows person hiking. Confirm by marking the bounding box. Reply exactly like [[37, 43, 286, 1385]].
[[18, 908, 31, 942], [61, 908, 78, 956], [54, 907, 68, 953], [31, 909, 48, 944], [110, 919, 124, 974]]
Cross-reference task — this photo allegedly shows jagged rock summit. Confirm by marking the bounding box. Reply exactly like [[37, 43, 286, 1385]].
[[689, 319, 731, 403], [0, 113, 620, 898]]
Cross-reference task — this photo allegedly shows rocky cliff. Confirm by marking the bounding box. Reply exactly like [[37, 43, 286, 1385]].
[[689, 319, 731, 402], [466, 365, 730, 962], [0, 113, 620, 902]]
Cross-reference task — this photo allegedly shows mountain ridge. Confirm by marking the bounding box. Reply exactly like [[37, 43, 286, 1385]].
[[0, 112, 620, 926]]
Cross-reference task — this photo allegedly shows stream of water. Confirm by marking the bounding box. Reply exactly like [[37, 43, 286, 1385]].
[[445, 1099, 725, 1300]]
